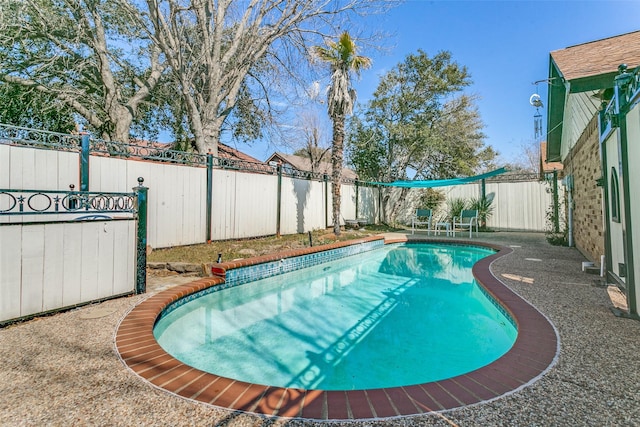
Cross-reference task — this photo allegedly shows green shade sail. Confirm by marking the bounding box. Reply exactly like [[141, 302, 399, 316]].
[[375, 167, 508, 188]]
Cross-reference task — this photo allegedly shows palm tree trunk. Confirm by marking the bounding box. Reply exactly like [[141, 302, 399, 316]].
[[332, 115, 345, 235]]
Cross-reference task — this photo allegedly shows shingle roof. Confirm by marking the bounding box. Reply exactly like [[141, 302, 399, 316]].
[[551, 30, 640, 81], [217, 142, 262, 163]]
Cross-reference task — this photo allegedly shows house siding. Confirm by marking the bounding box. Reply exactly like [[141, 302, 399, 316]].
[[564, 115, 605, 262]]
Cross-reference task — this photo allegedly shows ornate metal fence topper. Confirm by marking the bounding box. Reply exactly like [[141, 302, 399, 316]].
[[0, 122, 361, 184], [0, 123, 82, 152], [600, 64, 640, 141], [0, 188, 136, 216], [89, 137, 208, 165]]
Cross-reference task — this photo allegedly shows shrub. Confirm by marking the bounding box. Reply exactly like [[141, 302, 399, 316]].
[[469, 196, 494, 230], [446, 197, 468, 222], [417, 188, 445, 211], [545, 204, 568, 246]]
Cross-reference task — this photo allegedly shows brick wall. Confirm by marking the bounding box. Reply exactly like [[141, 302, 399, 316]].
[[564, 115, 605, 262]]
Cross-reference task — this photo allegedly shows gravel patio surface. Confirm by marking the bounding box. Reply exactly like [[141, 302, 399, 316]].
[[1, 232, 639, 426]]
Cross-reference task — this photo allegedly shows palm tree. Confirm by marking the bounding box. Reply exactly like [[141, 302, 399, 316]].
[[314, 32, 371, 235]]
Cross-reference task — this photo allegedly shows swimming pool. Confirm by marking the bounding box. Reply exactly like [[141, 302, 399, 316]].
[[115, 236, 559, 420], [154, 243, 516, 391]]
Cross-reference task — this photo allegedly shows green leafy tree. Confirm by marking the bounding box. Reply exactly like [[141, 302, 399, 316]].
[[347, 50, 497, 221], [417, 188, 445, 211], [0, 83, 76, 133], [314, 32, 372, 235], [0, 0, 165, 142]]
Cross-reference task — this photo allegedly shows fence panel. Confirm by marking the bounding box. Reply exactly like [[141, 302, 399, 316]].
[[340, 183, 357, 223], [210, 169, 236, 240], [90, 156, 207, 248], [358, 186, 380, 224], [211, 170, 278, 240], [280, 177, 326, 234], [486, 180, 555, 231], [0, 220, 136, 324], [0, 144, 79, 191], [234, 171, 278, 238]]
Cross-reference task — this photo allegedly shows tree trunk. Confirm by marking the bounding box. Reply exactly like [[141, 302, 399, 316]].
[[332, 115, 345, 235], [201, 122, 221, 156], [388, 187, 411, 225], [111, 105, 134, 143]]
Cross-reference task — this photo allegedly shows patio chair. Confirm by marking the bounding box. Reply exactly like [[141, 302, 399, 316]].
[[411, 209, 433, 235], [453, 209, 479, 238]]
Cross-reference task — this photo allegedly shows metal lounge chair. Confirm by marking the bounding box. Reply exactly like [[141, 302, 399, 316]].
[[411, 209, 433, 235], [453, 209, 479, 238]]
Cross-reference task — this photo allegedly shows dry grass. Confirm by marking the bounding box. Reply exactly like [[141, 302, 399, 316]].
[[147, 224, 400, 264]]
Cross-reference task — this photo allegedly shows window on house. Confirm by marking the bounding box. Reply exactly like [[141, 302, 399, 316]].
[[611, 167, 620, 223]]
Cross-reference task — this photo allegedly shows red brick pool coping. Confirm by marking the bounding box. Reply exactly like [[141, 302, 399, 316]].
[[115, 235, 559, 421]]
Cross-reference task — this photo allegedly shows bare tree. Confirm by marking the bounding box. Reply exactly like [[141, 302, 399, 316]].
[[289, 110, 331, 173], [0, 0, 165, 142], [520, 140, 541, 174], [133, 0, 390, 156]]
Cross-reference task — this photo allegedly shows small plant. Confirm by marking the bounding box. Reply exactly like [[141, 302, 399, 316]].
[[545, 203, 568, 246], [469, 196, 494, 231], [446, 197, 468, 222]]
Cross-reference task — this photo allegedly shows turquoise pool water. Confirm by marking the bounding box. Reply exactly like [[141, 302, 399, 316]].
[[154, 243, 517, 391]]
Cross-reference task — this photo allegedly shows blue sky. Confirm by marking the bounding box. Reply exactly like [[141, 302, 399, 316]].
[[245, 0, 640, 165]]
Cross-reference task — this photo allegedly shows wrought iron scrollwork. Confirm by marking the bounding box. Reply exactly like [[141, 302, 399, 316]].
[[0, 189, 136, 215], [614, 64, 640, 109], [214, 156, 276, 174], [600, 64, 640, 141], [2, 123, 372, 186], [280, 164, 326, 181], [600, 96, 618, 140], [487, 172, 540, 183], [89, 138, 208, 165], [0, 123, 81, 151]]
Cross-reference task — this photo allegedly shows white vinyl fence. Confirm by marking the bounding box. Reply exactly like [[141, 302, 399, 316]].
[[389, 179, 559, 232], [2, 129, 555, 250], [440, 180, 559, 231], [1, 141, 375, 247], [213, 169, 279, 239], [0, 220, 136, 324], [0, 183, 141, 325], [90, 155, 208, 247]]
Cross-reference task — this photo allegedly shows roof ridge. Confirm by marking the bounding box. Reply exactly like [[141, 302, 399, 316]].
[[553, 29, 640, 52]]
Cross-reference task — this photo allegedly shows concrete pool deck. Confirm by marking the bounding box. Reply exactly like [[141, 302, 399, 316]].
[[1, 232, 639, 426]]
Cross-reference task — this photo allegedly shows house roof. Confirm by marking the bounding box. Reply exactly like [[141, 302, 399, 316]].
[[547, 30, 640, 162], [540, 141, 563, 174], [266, 152, 358, 180], [217, 142, 263, 163], [550, 31, 640, 83]]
